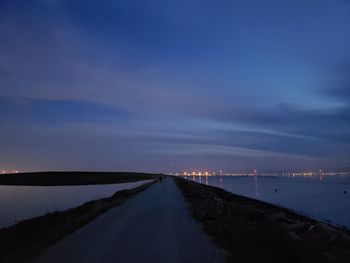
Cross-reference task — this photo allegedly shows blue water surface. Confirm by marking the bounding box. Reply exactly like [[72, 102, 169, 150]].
[[187, 175, 350, 228]]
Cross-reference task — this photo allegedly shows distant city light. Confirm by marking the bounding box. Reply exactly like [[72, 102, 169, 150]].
[[0, 169, 19, 174], [174, 170, 350, 177]]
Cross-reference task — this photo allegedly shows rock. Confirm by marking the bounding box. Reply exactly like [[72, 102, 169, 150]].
[[243, 209, 266, 222], [265, 212, 285, 223], [308, 225, 316, 231], [287, 231, 302, 241], [318, 223, 337, 233], [287, 222, 306, 232]]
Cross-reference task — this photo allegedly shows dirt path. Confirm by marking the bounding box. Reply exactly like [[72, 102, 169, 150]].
[[34, 177, 224, 263]]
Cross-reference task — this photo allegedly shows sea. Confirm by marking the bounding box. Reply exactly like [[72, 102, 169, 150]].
[[186, 175, 350, 228], [0, 180, 151, 228]]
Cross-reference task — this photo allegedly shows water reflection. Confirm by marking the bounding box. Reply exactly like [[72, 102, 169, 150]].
[[219, 176, 224, 188], [185, 175, 350, 228], [0, 180, 151, 228], [254, 176, 259, 198]]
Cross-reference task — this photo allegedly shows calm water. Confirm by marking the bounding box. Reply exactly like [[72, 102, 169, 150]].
[[187, 176, 350, 228], [0, 180, 151, 228]]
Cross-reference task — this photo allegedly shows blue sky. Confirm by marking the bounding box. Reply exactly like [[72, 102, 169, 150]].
[[1, 0, 350, 172]]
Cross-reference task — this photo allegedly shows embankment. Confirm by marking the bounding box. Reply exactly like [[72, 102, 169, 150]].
[[175, 177, 350, 263], [0, 180, 156, 263]]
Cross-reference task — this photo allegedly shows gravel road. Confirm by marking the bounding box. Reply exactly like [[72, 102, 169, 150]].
[[34, 177, 224, 263]]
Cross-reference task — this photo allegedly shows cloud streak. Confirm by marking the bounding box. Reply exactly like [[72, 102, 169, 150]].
[[1, 0, 350, 172]]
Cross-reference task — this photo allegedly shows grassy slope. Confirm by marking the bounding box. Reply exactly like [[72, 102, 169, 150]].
[[0, 171, 159, 186]]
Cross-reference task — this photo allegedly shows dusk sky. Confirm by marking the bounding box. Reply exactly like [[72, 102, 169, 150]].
[[1, 0, 350, 173]]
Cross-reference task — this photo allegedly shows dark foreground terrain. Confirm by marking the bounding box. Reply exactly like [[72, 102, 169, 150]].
[[0, 171, 158, 186], [0, 180, 156, 263], [33, 177, 223, 263], [1, 173, 349, 263], [175, 177, 350, 263]]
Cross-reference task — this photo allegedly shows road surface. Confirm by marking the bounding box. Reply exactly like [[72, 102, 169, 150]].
[[34, 177, 224, 263]]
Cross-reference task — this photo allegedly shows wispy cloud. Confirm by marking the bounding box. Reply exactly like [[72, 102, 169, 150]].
[[1, 0, 350, 172]]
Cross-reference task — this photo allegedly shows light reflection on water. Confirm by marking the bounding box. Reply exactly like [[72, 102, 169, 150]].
[[0, 180, 151, 228], [188, 176, 350, 228]]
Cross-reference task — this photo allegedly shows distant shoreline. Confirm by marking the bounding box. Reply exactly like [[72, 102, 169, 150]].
[[0, 171, 158, 186]]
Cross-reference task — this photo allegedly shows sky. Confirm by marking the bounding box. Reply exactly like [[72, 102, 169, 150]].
[[1, 0, 350, 173]]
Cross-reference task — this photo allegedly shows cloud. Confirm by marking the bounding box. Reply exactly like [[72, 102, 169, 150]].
[[0, 14, 223, 116], [0, 97, 132, 125], [322, 63, 350, 105], [1, 1, 350, 172]]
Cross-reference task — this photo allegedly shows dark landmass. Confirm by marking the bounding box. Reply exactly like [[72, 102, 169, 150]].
[[0, 171, 158, 186], [0, 180, 156, 263], [175, 177, 350, 263]]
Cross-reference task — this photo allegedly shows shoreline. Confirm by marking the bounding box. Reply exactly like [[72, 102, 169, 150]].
[[175, 177, 350, 263], [183, 175, 350, 230], [0, 180, 156, 263], [0, 171, 158, 186], [0, 175, 349, 262]]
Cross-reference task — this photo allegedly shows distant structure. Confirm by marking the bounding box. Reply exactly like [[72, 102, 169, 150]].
[[1, 170, 19, 174], [176, 169, 350, 177]]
